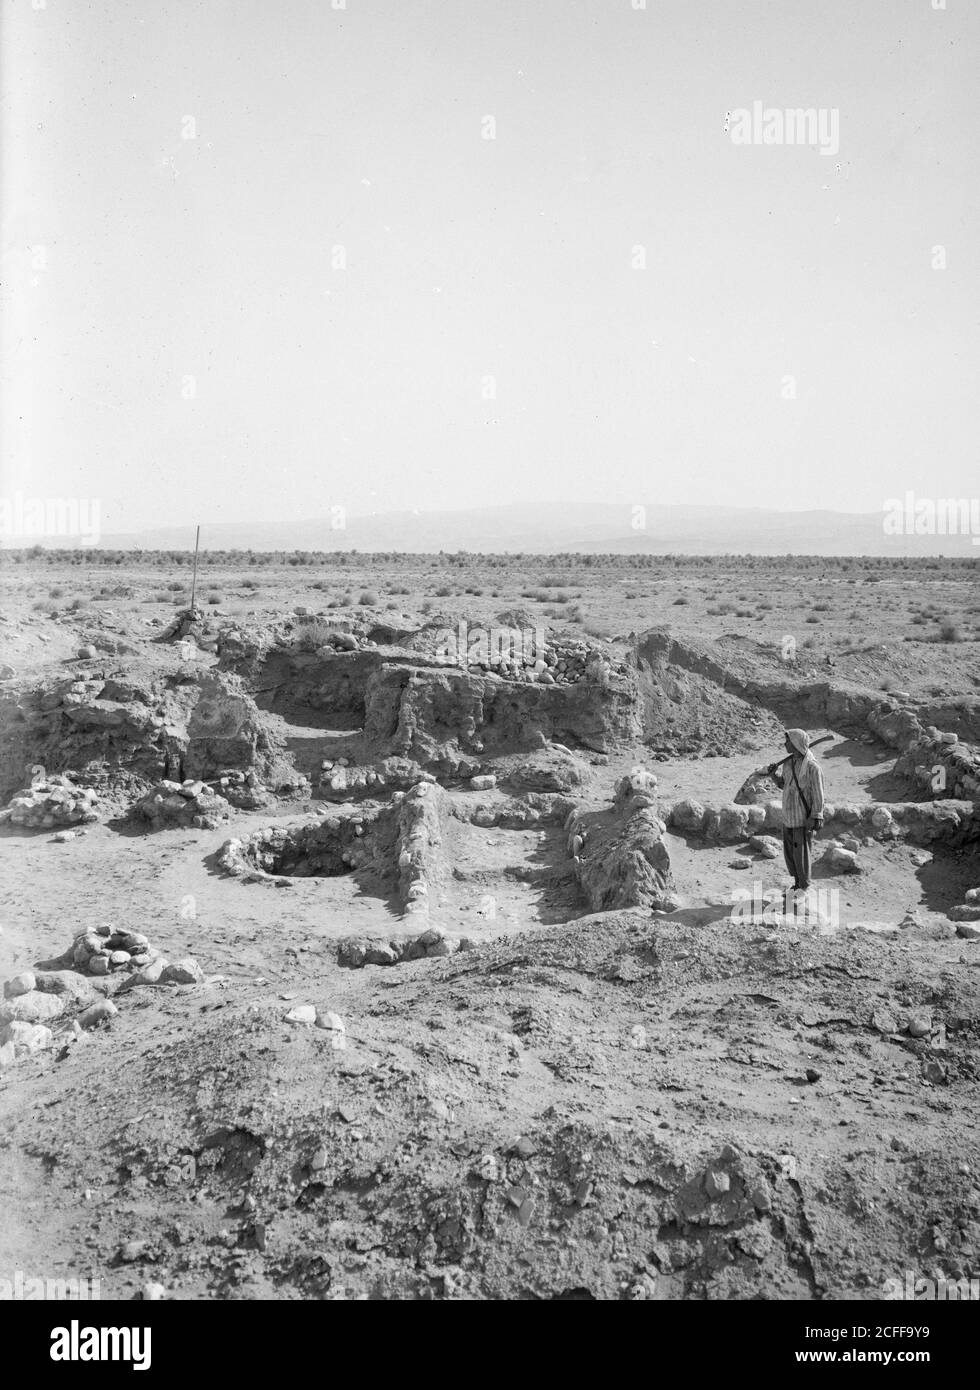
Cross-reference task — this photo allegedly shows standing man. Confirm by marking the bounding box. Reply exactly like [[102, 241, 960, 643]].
[[768, 729, 825, 895]]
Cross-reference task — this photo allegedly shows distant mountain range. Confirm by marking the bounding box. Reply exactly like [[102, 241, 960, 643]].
[[95, 502, 979, 557]]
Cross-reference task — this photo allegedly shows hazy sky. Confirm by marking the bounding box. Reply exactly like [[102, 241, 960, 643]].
[[2, 0, 977, 533]]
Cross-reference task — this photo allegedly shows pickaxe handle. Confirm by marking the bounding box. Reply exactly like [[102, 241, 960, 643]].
[[759, 734, 833, 775]]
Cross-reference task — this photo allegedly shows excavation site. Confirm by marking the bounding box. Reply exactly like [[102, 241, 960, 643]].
[[6, 0, 980, 1353], [1, 557, 978, 1303]]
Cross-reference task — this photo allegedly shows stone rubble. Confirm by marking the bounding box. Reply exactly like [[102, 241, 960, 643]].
[[667, 796, 980, 848], [0, 776, 100, 830], [337, 925, 474, 969], [949, 884, 980, 928], [133, 779, 232, 830], [0, 922, 206, 1067], [0, 1020, 54, 1066], [820, 843, 861, 874]]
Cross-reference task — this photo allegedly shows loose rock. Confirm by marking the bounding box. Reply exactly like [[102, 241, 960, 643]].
[[78, 999, 118, 1030], [162, 958, 204, 985], [3, 972, 37, 999]]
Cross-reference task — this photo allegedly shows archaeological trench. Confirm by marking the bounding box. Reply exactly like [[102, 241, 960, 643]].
[[2, 613, 980, 1298], [4, 618, 979, 934]]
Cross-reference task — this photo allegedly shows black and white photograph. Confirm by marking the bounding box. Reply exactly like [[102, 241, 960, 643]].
[[1, 0, 977, 1356]]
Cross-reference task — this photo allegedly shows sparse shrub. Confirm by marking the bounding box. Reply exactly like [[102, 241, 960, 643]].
[[48, 586, 65, 598], [293, 619, 336, 652], [939, 620, 962, 642], [435, 585, 452, 598], [358, 590, 378, 606]]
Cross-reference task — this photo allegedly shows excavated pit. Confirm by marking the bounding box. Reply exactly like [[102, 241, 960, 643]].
[[248, 829, 355, 879], [218, 624, 643, 780], [219, 803, 399, 892]]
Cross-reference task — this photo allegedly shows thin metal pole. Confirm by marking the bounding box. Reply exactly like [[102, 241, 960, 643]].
[[189, 525, 201, 610]]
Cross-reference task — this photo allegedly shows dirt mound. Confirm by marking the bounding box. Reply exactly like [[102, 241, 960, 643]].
[[3, 909, 978, 1299], [636, 631, 784, 756]]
